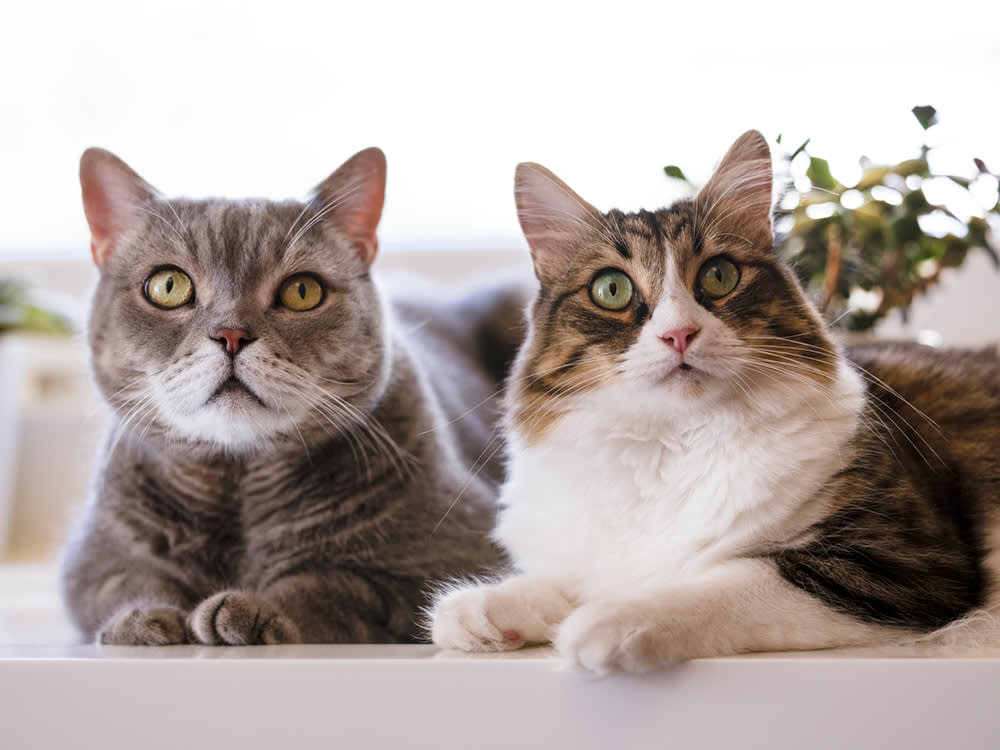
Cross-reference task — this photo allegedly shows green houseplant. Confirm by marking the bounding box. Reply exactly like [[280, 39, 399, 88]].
[[666, 106, 1000, 332], [0, 278, 74, 336]]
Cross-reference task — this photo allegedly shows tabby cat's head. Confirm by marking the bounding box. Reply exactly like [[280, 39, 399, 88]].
[[510, 131, 839, 442], [81, 146, 389, 454]]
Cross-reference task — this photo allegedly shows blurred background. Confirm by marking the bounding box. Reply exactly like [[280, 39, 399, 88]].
[[1, 0, 998, 563]]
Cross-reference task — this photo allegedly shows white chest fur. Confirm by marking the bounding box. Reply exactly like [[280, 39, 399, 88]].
[[494, 368, 864, 601]]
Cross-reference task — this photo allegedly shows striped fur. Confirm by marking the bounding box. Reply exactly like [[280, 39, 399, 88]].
[[63, 147, 525, 645], [430, 131, 1000, 672]]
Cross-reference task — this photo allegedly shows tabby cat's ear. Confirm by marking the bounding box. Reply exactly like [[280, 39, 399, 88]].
[[515, 162, 603, 282], [696, 130, 774, 249], [313, 147, 386, 266], [80, 148, 160, 269]]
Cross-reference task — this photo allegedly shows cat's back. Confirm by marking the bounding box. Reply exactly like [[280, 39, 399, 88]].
[[848, 341, 1000, 426], [846, 341, 1000, 493], [388, 276, 529, 384], [386, 277, 529, 479]]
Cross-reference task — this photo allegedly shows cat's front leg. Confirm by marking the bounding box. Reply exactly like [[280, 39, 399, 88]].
[[430, 576, 574, 651], [187, 591, 302, 645], [64, 567, 197, 645], [557, 559, 893, 674]]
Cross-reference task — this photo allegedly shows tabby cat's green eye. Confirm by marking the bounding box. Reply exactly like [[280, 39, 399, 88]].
[[589, 270, 634, 311], [279, 274, 324, 311], [144, 268, 194, 309], [697, 257, 740, 299]]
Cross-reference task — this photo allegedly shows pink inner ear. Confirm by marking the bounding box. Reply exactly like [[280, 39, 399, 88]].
[[314, 147, 386, 266], [80, 149, 156, 268], [515, 162, 601, 281], [337, 176, 384, 264], [696, 131, 774, 248], [81, 177, 124, 268]]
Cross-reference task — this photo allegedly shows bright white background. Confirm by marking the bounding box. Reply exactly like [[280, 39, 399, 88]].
[[2, 0, 998, 257]]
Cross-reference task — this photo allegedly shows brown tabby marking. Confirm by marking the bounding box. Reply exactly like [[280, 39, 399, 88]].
[[430, 130, 1000, 674], [774, 342, 1000, 628]]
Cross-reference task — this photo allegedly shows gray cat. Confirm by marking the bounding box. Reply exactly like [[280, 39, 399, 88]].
[[62, 146, 524, 645]]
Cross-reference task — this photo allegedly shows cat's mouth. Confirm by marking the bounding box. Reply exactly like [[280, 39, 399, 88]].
[[656, 361, 703, 385], [209, 376, 266, 407]]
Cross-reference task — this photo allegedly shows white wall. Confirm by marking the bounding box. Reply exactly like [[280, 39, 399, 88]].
[[3, 0, 998, 257]]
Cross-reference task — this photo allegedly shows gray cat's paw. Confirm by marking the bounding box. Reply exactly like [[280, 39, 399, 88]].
[[187, 591, 302, 645], [98, 605, 189, 645]]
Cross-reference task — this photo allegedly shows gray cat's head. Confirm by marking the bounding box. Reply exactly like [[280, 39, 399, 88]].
[[80, 146, 390, 454]]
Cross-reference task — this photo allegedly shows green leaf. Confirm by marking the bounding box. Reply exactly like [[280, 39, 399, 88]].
[[845, 310, 880, 332], [912, 105, 938, 130], [0, 278, 73, 336], [776, 134, 783, 145], [903, 189, 931, 214], [891, 215, 921, 245], [663, 165, 688, 181], [806, 157, 838, 191], [894, 158, 930, 178]]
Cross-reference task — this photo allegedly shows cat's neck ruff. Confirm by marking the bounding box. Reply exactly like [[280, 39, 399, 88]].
[[541, 351, 864, 447], [497, 354, 867, 596]]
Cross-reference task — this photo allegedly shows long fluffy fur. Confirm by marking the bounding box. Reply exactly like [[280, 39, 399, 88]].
[[430, 130, 1000, 671]]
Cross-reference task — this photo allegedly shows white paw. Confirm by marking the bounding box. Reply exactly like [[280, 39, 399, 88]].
[[556, 601, 689, 674], [431, 578, 572, 652]]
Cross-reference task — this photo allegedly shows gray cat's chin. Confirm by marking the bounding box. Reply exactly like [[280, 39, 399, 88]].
[[161, 402, 299, 454]]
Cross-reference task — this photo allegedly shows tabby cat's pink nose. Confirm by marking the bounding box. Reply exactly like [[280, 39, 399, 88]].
[[213, 328, 253, 355], [660, 326, 699, 354]]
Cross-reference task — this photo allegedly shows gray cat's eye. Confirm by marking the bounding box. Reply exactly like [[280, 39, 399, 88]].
[[697, 257, 740, 299], [590, 270, 634, 311], [279, 273, 325, 311], [144, 267, 194, 309]]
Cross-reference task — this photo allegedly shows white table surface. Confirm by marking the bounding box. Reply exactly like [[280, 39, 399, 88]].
[[3, 563, 999, 750]]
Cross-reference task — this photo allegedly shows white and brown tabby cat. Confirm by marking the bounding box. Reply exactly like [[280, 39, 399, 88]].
[[63, 147, 524, 645], [430, 130, 1000, 672]]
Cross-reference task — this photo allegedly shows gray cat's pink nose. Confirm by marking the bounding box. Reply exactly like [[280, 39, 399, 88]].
[[660, 326, 699, 354], [213, 328, 254, 355]]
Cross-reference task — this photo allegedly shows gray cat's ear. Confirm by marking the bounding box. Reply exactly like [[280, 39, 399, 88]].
[[515, 162, 603, 282], [312, 147, 386, 266], [696, 130, 774, 249], [80, 148, 160, 268]]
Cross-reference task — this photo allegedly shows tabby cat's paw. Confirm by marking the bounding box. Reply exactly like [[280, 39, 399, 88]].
[[556, 601, 684, 674], [187, 591, 302, 645], [98, 605, 189, 645], [431, 578, 572, 652]]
